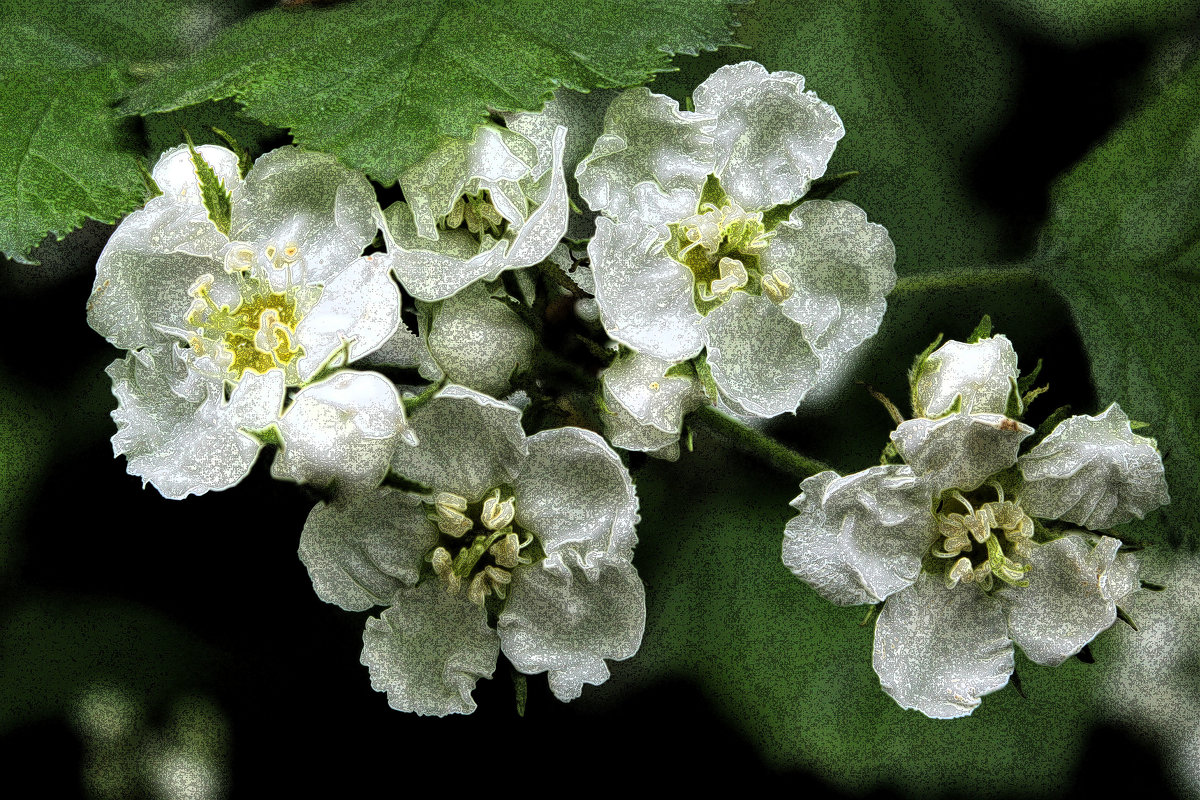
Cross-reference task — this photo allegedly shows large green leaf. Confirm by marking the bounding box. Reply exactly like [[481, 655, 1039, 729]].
[[1033, 56, 1200, 547], [122, 0, 742, 185], [985, 0, 1199, 44], [0, 23, 144, 262], [653, 0, 1018, 278]]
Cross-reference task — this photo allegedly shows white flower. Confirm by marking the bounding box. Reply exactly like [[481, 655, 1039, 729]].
[[600, 350, 706, 460], [912, 334, 1020, 417], [88, 144, 400, 498], [298, 386, 645, 714], [783, 337, 1169, 718], [577, 62, 895, 417], [1019, 403, 1171, 529], [382, 121, 568, 302]]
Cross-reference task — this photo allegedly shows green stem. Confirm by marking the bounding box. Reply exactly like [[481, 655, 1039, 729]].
[[403, 378, 446, 415], [690, 405, 832, 481], [889, 265, 1039, 299]]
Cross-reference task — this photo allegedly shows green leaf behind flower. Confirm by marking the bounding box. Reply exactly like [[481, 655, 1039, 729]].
[[1032, 56, 1200, 546], [122, 0, 743, 185]]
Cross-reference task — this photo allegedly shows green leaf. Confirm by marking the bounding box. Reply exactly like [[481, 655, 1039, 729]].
[[614, 445, 1097, 795], [183, 130, 232, 236], [0, 22, 144, 261], [985, 0, 1199, 45], [1032, 56, 1200, 546], [122, 0, 742, 184]]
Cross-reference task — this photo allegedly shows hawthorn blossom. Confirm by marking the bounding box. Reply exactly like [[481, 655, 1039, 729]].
[[577, 61, 896, 416]]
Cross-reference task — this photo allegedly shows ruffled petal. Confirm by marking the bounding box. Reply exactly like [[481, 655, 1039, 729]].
[[390, 385, 527, 502], [498, 556, 645, 702], [694, 61, 844, 209], [230, 147, 379, 285], [783, 467, 937, 605], [273, 370, 406, 494], [513, 427, 639, 570], [892, 412, 1033, 493], [913, 335, 1020, 418], [997, 533, 1134, 666], [107, 347, 284, 499], [1018, 403, 1170, 529], [361, 580, 499, 716], [703, 291, 819, 417], [768, 200, 895, 369], [589, 216, 705, 361], [294, 253, 401, 382], [873, 573, 1015, 719], [602, 350, 702, 433], [299, 488, 438, 611], [425, 282, 537, 397], [576, 87, 716, 220]]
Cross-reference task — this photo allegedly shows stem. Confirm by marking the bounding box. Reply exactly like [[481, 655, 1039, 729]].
[[889, 266, 1039, 299], [690, 405, 832, 481]]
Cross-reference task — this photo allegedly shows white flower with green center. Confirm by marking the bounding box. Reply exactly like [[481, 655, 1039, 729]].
[[576, 61, 896, 416], [382, 120, 569, 302], [782, 338, 1168, 718], [297, 385, 645, 715], [600, 350, 706, 460], [87, 144, 403, 499]]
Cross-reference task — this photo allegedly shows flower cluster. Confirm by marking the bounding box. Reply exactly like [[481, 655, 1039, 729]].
[[84, 61, 936, 715], [782, 327, 1170, 718]]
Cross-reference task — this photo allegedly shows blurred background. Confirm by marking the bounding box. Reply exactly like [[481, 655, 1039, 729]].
[[2, 1, 1198, 797]]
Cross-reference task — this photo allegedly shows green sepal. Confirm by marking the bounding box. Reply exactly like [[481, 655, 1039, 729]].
[[684, 95, 696, 113], [1004, 375, 1025, 420], [761, 171, 860, 229], [1022, 404, 1073, 452], [137, 159, 162, 200], [1021, 383, 1049, 410], [966, 314, 993, 344], [698, 174, 726, 209], [859, 602, 882, 627], [1129, 420, 1152, 431], [211, 126, 252, 179], [664, 360, 698, 380], [1017, 358, 1044, 394], [183, 129, 232, 236], [907, 333, 944, 417], [511, 668, 528, 717], [402, 378, 445, 415], [1140, 579, 1166, 591], [879, 440, 902, 465], [1115, 606, 1138, 631], [684, 425, 695, 453], [242, 422, 281, 447], [693, 350, 720, 406]]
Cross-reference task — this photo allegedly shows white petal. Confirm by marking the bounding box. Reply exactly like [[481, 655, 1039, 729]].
[[273, 371, 405, 493], [576, 87, 716, 220], [513, 427, 639, 570], [108, 347, 285, 499], [997, 533, 1132, 666], [383, 200, 508, 301], [694, 61, 844, 209], [293, 253, 400, 381], [230, 147, 379, 285], [892, 412, 1033, 492], [783, 467, 936, 605], [361, 580, 500, 716], [355, 315, 431, 372], [601, 399, 685, 460], [873, 573, 1015, 719], [390, 385, 527, 502], [500, 125, 568, 268], [768, 200, 896, 368], [498, 556, 645, 702], [1018, 403, 1170, 529], [914, 335, 1020, 418], [425, 283, 537, 397], [87, 197, 231, 350], [589, 217, 705, 361], [299, 488, 438, 611], [703, 292, 819, 417]]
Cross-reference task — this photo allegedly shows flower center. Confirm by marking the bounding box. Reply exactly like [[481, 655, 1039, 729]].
[[441, 190, 508, 241], [425, 488, 537, 607], [667, 199, 791, 312], [184, 243, 317, 383], [933, 482, 1034, 590]]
